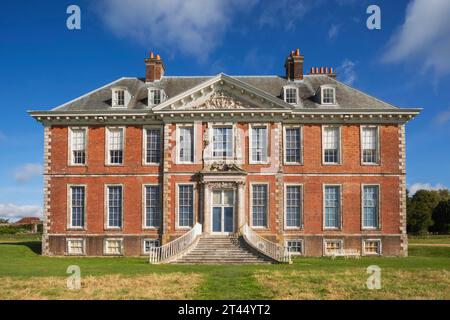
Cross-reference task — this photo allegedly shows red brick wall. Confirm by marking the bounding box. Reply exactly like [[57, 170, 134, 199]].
[[47, 122, 403, 256]]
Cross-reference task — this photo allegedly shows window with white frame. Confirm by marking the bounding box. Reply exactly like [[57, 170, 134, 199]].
[[252, 184, 268, 227], [67, 239, 84, 255], [107, 186, 122, 228], [178, 126, 194, 163], [361, 126, 379, 164], [70, 128, 86, 165], [323, 126, 340, 164], [324, 239, 343, 256], [324, 185, 341, 229], [285, 127, 301, 163], [321, 87, 336, 105], [149, 89, 161, 105], [144, 185, 160, 228], [212, 126, 233, 158], [104, 239, 122, 255], [178, 185, 194, 228], [285, 185, 302, 228], [143, 239, 160, 254], [284, 87, 298, 104], [113, 89, 125, 107], [250, 125, 268, 163], [363, 185, 379, 229], [363, 239, 381, 255], [107, 128, 124, 165], [145, 128, 161, 164], [286, 240, 303, 255], [70, 186, 85, 228]]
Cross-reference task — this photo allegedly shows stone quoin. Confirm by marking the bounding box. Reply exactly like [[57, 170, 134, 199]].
[[29, 49, 421, 259]]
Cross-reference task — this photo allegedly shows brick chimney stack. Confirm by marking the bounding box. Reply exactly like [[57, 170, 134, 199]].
[[145, 52, 165, 82], [285, 48, 304, 81]]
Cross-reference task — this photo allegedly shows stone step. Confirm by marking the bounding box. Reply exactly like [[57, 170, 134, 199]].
[[172, 234, 272, 264]]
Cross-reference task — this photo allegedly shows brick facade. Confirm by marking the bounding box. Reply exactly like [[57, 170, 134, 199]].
[[42, 122, 407, 256]]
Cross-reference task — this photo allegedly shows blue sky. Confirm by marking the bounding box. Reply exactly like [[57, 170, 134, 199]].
[[1, 0, 449, 220]]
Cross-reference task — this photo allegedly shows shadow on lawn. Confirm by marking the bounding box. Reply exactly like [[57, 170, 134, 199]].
[[0, 241, 42, 255]]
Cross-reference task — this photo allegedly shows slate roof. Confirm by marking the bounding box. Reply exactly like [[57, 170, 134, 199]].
[[52, 74, 399, 112]]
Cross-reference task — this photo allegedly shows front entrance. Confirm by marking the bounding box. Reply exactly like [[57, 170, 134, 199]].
[[211, 189, 235, 234]]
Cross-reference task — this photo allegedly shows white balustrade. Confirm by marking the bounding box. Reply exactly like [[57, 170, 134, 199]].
[[149, 223, 202, 264], [240, 224, 291, 264]]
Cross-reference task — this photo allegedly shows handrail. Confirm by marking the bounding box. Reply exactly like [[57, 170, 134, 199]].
[[240, 224, 291, 264], [149, 223, 202, 264]]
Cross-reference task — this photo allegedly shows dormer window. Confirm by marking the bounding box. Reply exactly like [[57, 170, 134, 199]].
[[111, 87, 129, 108], [148, 88, 164, 106], [321, 86, 336, 105], [283, 86, 298, 104]]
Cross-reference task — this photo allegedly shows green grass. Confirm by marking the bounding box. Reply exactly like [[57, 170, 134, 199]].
[[409, 235, 450, 245], [1, 236, 449, 299]]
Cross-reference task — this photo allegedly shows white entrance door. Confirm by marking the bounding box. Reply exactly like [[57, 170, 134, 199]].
[[211, 189, 235, 234]]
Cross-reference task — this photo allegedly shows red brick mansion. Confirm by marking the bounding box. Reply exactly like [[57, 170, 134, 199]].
[[29, 49, 420, 261]]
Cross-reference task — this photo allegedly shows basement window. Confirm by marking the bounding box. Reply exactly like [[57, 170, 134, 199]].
[[363, 239, 382, 256], [286, 240, 303, 255], [143, 239, 160, 254], [104, 238, 123, 255], [67, 239, 85, 255]]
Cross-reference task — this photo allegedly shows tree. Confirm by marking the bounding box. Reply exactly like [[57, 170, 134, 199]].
[[407, 189, 447, 234], [0, 218, 9, 224], [431, 200, 450, 234]]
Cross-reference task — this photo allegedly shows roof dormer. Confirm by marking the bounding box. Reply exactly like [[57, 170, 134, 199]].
[[319, 85, 337, 106], [282, 85, 299, 105], [148, 87, 166, 107], [111, 86, 130, 108]]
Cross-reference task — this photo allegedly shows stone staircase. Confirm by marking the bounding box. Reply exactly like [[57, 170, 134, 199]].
[[171, 235, 273, 264]]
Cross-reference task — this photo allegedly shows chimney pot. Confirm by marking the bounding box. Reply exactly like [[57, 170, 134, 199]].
[[320, 67, 324, 74], [285, 48, 305, 80], [330, 67, 334, 74], [145, 52, 165, 82]]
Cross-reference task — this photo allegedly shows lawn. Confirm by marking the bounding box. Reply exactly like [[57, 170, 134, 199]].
[[0, 236, 449, 300]]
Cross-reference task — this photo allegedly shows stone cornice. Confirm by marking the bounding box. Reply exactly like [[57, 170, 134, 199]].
[[29, 108, 421, 125]]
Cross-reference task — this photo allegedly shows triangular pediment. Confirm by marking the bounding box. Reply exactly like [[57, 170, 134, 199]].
[[152, 73, 293, 112]]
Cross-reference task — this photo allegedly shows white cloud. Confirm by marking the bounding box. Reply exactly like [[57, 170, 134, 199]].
[[383, 0, 450, 76], [338, 59, 357, 85], [328, 24, 340, 40], [97, 0, 257, 60], [408, 182, 448, 195], [0, 203, 42, 222], [14, 163, 42, 183]]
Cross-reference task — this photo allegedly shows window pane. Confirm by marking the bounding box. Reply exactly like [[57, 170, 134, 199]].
[[213, 127, 233, 158], [251, 127, 267, 162], [322, 88, 335, 104], [178, 185, 194, 227], [362, 127, 378, 163], [285, 88, 297, 104], [324, 186, 340, 228], [108, 128, 124, 164], [145, 186, 160, 228], [286, 186, 301, 227], [146, 129, 161, 163], [223, 190, 234, 205], [150, 90, 161, 105], [115, 90, 125, 106], [285, 128, 301, 163], [323, 127, 339, 163], [108, 186, 122, 227], [71, 129, 86, 164], [71, 186, 85, 227], [179, 127, 194, 162], [363, 186, 379, 228], [252, 185, 268, 227], [287, 240, 302, 253]]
